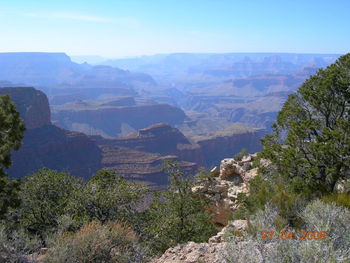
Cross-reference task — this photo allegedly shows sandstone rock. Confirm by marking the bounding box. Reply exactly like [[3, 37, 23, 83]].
[[208, 220, 248, 244], [231, 220, 248, 232], [153, 242, 226, 263], [241, 155, 252, 163], [243, 167, 258, 182], [192, 185, 207, 193], [334, 178, 350, 193], [219, 158, 244, 181], [210, 166, 220, 177]]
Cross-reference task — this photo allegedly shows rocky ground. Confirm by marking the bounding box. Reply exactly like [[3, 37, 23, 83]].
[[153, 153, 259, 263]]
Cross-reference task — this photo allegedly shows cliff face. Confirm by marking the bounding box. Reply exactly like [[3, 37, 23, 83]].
[[93, 123, 263, 171], [52, 104, 187, 137], [8, 125, 102, 179], [0, 87, 51, 129], [99, 145, 197, 186], [194, 130, 263, 167], [1, 87, 102, 178], [93, 123, 191, 154]]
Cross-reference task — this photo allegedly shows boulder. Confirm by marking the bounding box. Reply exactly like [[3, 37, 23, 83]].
[[219, 158, 244, 181], [153, 241, 226, 263], [210, 166, 220, 177]]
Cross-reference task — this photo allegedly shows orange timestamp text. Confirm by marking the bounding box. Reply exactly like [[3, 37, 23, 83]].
[[260, 230, 327, 241]]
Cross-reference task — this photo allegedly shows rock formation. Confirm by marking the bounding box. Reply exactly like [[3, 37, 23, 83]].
[[193, 153, 258, 226], [99, 145, 197, 186], [92, 123, 192, 155], [154, 153, 259, 262], [52, 103, 187, 137], [0, 87, 50, 129], [0, 52, 155, 88], [1, 87, 102, 178]]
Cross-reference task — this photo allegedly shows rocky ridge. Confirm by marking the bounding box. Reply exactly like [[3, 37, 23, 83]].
[[153, 153, 259, 263]]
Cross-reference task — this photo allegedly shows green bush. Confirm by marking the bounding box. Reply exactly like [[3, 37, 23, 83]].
[[18, 169, 81, 236], [233, 148, 249, 161], [70, 169, 148, 225], [141, 161, 217, 254], [232, 175, 305, 229], [43, 221, 147, 263]]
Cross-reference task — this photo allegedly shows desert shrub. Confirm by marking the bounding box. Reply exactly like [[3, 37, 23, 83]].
[[70, 169, 148, 225], [233, 148, 249, 161], [43, 221, 147, 263], [223, 200, 350, 263], [141, 161, 216, 254], [0, 223, 41, 263], [232, 175, 305, 229], [18, 169, 81, 237]]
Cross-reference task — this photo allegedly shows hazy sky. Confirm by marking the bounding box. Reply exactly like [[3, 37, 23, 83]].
[[0, 0, 349, 58]]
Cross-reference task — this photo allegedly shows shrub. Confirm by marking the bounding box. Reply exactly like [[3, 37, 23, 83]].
[[43, 221, 147, 263], [223, 200, 350, 263], [141, 161, 216, 254], [233, 175, 305, 229], [234, 148, 249, 161], [18, 169, 81, 237], [70, 169, 148, 225], [0, 223, 41, 263]]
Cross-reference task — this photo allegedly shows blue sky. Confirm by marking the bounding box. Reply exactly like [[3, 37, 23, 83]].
[[0, 0, 349, 58]]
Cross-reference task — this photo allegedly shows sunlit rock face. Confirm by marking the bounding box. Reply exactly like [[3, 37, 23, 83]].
[[192, 153, 258, 226]]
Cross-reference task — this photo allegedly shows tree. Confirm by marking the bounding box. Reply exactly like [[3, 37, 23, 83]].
[[259, 54, 350, 195], [71, 169, 148, 224], [0, 94, 25, 218], [142, 161, 216, 254], [0, 94, 25, 176], [18, 169, 81, 236]]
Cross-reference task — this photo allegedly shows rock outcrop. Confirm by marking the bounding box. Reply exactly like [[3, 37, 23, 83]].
[[0, 87, 51, 129], [153, 242, 226, 263], [154, 154, 259, 262], [193, 153, 258, 226]]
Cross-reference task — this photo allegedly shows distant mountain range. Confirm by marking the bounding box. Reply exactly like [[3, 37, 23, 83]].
[[0, 52, 155, 88], [0, 52, 342, 136], [102, 52, 340, 84]]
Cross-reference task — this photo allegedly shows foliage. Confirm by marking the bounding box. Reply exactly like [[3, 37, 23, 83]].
[[142, 161, 217, 254], [71, 169, 148, 225], [0, 94, 25, 219], [18, 169, 81, 237], [224, 200, 350, 263], [322, 193, 350, 209], [0, 94, 25, 175], [0, 223, 41, 263], [259, 53, 350, 196], [233, 148, 249, 161], [43, 221, 147, 263], [231, 174, 305, 229]]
